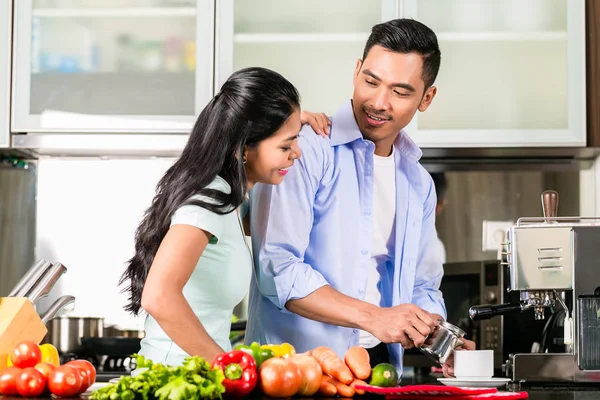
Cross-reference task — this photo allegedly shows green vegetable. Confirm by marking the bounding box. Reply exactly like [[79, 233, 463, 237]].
[[89, 354, 225, 400], [234, 342, 274, 367], [369, 363, 399, 387]]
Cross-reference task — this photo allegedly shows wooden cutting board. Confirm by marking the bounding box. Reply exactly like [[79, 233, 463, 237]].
[[0, 297, 47, 355]]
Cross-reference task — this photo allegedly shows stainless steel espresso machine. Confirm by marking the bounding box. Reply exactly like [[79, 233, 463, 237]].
[[469, 190, 600, 383]]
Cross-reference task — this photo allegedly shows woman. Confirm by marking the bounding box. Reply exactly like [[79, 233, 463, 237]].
[[120, 67, 327, 365]]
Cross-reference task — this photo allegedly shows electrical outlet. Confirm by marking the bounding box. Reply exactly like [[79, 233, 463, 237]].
[[482, 220, 514, 252]]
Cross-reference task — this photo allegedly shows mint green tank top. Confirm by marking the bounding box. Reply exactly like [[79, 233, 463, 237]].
[[139, 176, 252, 365]]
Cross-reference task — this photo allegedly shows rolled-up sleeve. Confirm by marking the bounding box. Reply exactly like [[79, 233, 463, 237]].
[[250, 130, 334, 312], [412, 175, 447, 319]]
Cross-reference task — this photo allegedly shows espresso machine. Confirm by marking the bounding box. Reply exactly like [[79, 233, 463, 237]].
[[469, 190, 600, 383]]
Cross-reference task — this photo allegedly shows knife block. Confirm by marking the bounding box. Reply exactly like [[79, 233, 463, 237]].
[[0, 353, 7, 371], [0, 297, 47, 355]]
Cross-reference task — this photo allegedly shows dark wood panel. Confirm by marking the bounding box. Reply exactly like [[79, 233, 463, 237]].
[[0, 165, 37, 296], [587, 0, 600, 146]]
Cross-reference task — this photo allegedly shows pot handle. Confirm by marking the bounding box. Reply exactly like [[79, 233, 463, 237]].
[[41, 295, 76, 324]]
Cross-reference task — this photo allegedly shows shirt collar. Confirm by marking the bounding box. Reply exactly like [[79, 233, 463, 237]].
[[328, 100, 423, 163]]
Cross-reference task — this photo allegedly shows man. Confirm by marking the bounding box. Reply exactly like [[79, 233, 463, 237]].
[[246, 18, 473, 376]]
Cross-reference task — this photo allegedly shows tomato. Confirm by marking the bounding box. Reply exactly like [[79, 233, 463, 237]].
[[48, 365, 83, 397], [67, 359, 96, 388], [0, 367, 21, 396], [16, 367, 46, 397], [34, 361, 57, 381], [10, 340, 42, 369], [289, 354, 323, 396], [258, 357, 302, 398], [65, 360, 96, 394]]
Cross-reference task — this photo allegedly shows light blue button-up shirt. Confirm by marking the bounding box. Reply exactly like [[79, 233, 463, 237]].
[[246, 100, 446, 372]]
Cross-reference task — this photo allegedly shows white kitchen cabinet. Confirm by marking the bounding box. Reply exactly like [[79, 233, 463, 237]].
[[402, 0, 586, 147], [0, 0, 11, 148], [12, 0, 214, 133], [216, 0, 399, 116]]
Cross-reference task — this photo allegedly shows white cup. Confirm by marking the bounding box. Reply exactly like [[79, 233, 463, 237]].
[[454, 350, 494, 379]]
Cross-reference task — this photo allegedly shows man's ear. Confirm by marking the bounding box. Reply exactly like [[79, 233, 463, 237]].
[[353, 59, 363, 86], [418, 86, 437, 112]]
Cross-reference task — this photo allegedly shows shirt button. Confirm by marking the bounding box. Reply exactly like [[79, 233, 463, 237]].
[[353, 329, 359, 334], [364, 211, 371, 216], [365, 170, 371, 176], [358, 289, 364, 294], [361, 250, 368, 255]]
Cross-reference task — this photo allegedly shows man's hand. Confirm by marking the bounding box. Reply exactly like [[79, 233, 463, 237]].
[[442, 339, 476, 378], [301, 110, 331, 137], [365, 304, 438, 349]]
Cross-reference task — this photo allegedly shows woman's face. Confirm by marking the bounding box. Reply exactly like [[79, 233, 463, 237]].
[[244, 108, 302, 188]]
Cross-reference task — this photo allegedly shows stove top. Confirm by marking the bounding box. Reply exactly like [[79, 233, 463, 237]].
[[61, 353, 136, 382]]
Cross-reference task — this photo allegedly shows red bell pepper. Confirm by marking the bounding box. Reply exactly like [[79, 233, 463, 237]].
[[212, 350, 257, 398]]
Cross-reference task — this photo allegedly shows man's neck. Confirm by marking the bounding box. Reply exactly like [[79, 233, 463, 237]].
[[373, 139, 395, 157]]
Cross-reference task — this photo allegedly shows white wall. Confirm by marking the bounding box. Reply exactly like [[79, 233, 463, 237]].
[[35, 158, 176, 329]]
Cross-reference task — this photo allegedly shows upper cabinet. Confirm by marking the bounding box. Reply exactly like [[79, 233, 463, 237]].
[[11, 0, 214, 133], [0, 0, 11, 148], [402, 0, 586, 147], [215, 0, 399, 116], [5, 0, 590, 151]]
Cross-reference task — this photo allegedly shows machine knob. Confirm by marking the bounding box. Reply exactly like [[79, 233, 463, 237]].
[[485, 291, 497, 304], [542, 190, 559, 220]]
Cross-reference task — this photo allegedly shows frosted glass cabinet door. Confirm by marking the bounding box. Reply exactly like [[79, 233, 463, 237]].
[[12, 0, 214, 133], [215, 0, 399, 116], [402, 0, 586, 147], [0, 0, 11, 147]]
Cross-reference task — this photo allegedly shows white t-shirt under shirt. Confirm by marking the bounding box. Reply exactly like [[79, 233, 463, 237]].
[[359, 147, 396, 348]]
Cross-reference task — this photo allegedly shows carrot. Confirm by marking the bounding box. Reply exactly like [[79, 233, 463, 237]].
[[311, 346, 354, 384], [318, 375, 337, 396], [350, 379, 368, 395], [344, 346, 371, 380], [324, 376, 355, 398]]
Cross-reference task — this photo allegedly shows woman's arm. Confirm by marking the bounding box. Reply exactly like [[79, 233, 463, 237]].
[[141, 224, 224, 361]]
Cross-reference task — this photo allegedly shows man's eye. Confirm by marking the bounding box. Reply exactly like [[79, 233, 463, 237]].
[[366, 80, 376, 86], [394, 90, 409, 97]]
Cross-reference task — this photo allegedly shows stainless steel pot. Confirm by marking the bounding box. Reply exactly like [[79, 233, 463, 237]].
[[104, 325, 145, 339], [43, 316, 105, 354], [419, 320, 466, 366]]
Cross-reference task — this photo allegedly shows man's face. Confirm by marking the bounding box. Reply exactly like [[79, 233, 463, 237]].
[[352, 45, 437, 144]]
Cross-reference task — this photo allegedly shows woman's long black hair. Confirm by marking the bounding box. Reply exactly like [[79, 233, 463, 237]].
[[121, 67, 300, 315]]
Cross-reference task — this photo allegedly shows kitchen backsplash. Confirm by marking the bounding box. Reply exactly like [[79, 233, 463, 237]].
[[34, 158, 176, 329], [1, 157, 596, 327], [436, 170, 589, 263]]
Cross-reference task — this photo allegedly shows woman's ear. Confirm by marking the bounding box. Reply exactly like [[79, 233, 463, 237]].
[[242, 147, 249, 164]]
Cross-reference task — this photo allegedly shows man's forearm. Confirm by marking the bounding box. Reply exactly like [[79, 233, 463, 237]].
[[285, 285, 378, 330]]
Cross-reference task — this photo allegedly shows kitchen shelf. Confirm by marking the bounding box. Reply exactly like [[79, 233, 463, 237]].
[[234, 32, 370, 43], [27, 72, 195, 117], [32, 7, 196, 18], [437, 31, 567, 41]]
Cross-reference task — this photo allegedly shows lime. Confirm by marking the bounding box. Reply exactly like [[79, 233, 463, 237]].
[[369, 363, 399, 387]]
